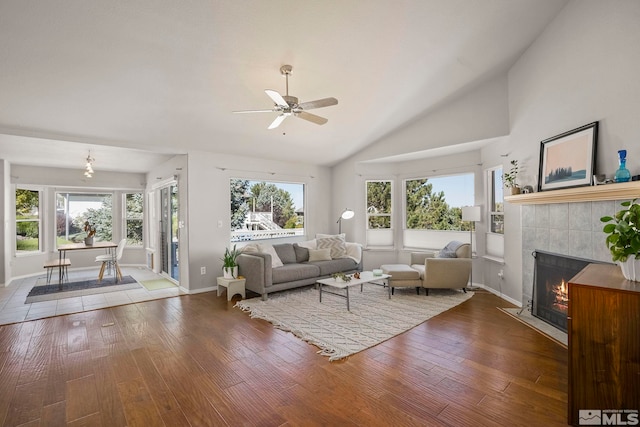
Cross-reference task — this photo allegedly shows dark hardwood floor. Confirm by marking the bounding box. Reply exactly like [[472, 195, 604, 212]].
[[0, 289, 568, 426]]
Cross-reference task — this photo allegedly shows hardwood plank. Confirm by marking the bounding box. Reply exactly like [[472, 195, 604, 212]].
[[0, 290, 570, 426], [117, 376, 164, 427], [65, 374, 99, 423], [91, 355, 128, 427], [130, 348, 191, 426]]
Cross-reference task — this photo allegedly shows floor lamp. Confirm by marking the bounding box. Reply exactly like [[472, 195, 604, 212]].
[[461, 206, 481, 287], [337, 208, 354, 234]]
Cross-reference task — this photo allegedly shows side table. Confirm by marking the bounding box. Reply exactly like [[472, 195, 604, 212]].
[[216, 276, 246, 301]]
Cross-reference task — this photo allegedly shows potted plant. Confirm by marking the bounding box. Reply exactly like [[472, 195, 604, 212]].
[[601, 198, 640, 281], [83, 221, 96, 245], [503, 159, 520, 195], [221, 244, 242, 279], [331, 272, 352, 283]]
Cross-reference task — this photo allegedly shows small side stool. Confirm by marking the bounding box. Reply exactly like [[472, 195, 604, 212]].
[[380, 264, 422, 298], [216, 276, 246, 301], [44, 258, 71, 285]]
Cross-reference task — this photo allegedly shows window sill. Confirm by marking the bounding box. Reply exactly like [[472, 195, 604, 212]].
[[483, 255, 505, 264]]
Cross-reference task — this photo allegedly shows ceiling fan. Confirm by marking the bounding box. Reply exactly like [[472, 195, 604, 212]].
[[233, 65, 338, 130]]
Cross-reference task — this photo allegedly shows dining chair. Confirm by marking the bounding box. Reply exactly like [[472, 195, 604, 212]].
[[96, 238, 127, 283]]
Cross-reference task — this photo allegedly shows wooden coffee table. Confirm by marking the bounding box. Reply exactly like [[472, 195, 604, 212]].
[[316, 271, 390, 311]]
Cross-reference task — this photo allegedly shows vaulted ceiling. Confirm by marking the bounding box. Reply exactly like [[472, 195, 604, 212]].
[[0, 0, 568, 173]]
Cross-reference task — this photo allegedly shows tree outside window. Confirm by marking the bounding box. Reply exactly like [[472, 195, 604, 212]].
[[489, 168, 504, 234], [16, 188, 40, 253], [230, 179, 304, 241], [405, 174, 474, 231], [56, 193, 113, 244], [125, 193, 143, 245], [366, 181, 392, 229]]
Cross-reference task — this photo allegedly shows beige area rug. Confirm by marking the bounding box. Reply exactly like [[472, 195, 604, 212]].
[[235, 284, 474, 361], [499, 307, 568, 347]]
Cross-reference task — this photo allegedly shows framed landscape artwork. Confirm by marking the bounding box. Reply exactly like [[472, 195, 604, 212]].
[[538, 122, 598, 192]]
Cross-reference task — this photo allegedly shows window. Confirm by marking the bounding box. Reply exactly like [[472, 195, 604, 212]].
[[230, 179, 304, 242], [405, 174, 474, 230], [56, 193, 113, 244], [366, 180, 392, 229], [16, 188, 41, 253], [488, 167, 504, 234], [365, 180, 393, 247], [125, 193, 143, 245]]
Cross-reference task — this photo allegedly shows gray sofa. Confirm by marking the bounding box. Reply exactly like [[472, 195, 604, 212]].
[[237, 242, 362, 300]]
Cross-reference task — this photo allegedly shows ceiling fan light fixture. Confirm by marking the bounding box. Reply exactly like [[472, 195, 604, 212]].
[[233, 64, 338, 130]]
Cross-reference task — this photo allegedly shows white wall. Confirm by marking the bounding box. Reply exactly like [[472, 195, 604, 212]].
[[333, 70, 509, 268], [150, 151, 331, 292], [482, 0, 640, 304]]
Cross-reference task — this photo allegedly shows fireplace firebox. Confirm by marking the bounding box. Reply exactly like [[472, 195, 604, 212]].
[[532, 250, 598, 333]]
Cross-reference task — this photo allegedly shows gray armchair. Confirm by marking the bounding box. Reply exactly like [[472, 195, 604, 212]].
[[410, 241, 471, 294]]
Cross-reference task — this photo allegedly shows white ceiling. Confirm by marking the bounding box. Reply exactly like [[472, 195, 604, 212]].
[[0, 0, 568, 173]]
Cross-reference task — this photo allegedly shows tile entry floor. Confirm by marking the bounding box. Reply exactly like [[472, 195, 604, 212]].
[[0, 266, 182, 326]]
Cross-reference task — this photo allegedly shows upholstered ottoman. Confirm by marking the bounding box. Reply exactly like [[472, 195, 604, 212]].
[[380, 264, 422, 297]]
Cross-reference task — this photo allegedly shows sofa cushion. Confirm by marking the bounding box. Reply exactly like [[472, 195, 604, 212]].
[[308, 248, 332, 262], [273, 243, 296, 264], [260, 244, 284, 268], [310, 257, 358, 276], [293, 243, 310, 263], [272, 263, 320, 284], [316, 235, 347, 258]]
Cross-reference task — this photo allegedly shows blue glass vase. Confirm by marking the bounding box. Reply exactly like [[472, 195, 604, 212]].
[[614, 150, 631, 183]]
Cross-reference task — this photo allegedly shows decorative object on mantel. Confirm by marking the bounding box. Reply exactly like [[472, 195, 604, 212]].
[[601, 198, 640, 281], [83, 221, 96, 245], [522, 185, 534, 194], [614, 149, 631, 183], [538, 121, 598, 192], [221, 244, 242, 279], [502, 159, 520, 195]]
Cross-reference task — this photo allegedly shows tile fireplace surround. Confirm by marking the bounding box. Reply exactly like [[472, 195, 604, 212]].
[[506, 181, 640, 306]]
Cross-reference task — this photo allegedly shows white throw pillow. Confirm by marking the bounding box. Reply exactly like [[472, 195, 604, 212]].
[[308, 248, 332, 262], [259, 244, 284, 268], [316, 235, 347, 259], [296, 239, 317, 249]]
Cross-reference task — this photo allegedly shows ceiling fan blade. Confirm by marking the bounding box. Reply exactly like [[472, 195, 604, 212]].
[[268, 114, 288, 130], [265, 89, 289, 108], [297, 97, 338, 110], [233, 109, 277, 114], [296, 111, 328, 125]]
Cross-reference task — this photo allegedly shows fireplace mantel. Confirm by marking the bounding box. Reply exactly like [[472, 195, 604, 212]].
[[505, 181, 640, 205]]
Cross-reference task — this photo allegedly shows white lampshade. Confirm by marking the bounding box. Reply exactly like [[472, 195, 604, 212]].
[[462, 206, 481, 222], [341, 209, 355, 220]]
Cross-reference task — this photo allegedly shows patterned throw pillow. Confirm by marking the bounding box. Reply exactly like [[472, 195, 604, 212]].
[[316, 235, 347, 259]]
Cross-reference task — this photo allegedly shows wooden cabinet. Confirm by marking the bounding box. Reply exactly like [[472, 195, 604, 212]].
[[567, 263, 640, 426]]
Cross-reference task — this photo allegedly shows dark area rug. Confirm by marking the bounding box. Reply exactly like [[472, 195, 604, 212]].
[[26, 275, 140, 304]]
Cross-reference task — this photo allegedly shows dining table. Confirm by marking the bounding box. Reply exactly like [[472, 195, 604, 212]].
[[57, 241, 118, 286]]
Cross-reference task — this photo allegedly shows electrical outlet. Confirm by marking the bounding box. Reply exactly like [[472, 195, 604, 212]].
[[498, 269, 504, 280], [200, 266, 206, 275]]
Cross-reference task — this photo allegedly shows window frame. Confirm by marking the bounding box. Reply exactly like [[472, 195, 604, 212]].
[[487, 166, 504, 235], [15, 186, 43, 255], [229, 178, 306, 242], [55, 191, 114, 247], [403, 172, 475, 231], [124, 192, 144, 246]]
